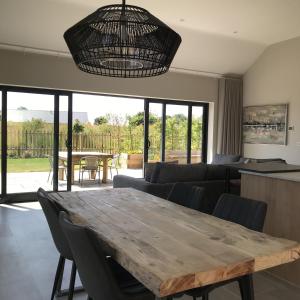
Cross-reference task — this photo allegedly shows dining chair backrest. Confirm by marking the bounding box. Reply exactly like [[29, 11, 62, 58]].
[[80, 156, 100, 170], [48, 155, 53, 168], [112, 154, 120, 166], [59, 211, 123, 300], [213, 193, 267, 232], [37, 188, 73, 260], [167, 183, 205, 211]]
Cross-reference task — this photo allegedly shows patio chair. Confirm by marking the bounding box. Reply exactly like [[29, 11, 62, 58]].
[[108, 154, 120, 178], [47, 155, 67, 183], [78, 156, 101, 184]]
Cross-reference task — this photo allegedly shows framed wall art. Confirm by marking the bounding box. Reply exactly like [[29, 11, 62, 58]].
[[243, 104, 288, 145]]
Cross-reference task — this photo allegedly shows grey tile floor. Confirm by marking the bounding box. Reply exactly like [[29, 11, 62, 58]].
[[0, 201, 300, 300]]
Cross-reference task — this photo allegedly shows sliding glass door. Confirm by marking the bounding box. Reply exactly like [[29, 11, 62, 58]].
[[144, 99, 208, 164], [6, 92, 55, 194], [165, 104, 189, 163], [0, 87, 73, 203], [147, 102, 163, 163]]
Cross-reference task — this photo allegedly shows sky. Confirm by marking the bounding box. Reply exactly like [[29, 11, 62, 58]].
[[3, 91, 202, 123]]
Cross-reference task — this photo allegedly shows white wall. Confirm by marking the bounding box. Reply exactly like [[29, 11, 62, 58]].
[[243, 36, 300, 164], [0, 49, 219, 160]]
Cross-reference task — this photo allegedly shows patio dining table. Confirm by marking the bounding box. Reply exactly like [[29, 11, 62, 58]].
[[50, 188, 300, 299], [58, 151, 113, 184]]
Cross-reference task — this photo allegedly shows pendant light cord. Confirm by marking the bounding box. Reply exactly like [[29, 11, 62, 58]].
[[122, 0, 126, 15]]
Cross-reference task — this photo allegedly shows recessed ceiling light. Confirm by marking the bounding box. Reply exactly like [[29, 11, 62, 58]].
[[233, 31, 238, 34], [180, 18, 185, 22]]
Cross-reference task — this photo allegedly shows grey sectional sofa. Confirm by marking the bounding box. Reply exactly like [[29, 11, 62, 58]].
[[113, 162, 240, 214]]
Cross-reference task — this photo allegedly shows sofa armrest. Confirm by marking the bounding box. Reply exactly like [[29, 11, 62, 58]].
[[113, 175, 144, 188], [113, 175, 174, 199]]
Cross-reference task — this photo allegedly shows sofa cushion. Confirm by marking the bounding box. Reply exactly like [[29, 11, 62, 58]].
[[145, 161, 178, 182], [144, 163, 157, 182], [154, 163, 207, 184], [212, 154, 241, 165], [206, 165, 227, 180]]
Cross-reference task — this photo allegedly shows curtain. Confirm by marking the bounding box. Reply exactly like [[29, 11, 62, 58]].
[[217, 78, 243, 155]]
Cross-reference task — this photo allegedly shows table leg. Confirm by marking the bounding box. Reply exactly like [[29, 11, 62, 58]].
[[58, 168, 64, 181], [71, 163, 75, 184], [58, 159, 65, 181], [102, 158, 108, 183], [90, 170, 96, 180]]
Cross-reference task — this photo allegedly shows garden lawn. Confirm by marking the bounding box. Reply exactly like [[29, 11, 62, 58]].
[[7, 158, 49, 173]]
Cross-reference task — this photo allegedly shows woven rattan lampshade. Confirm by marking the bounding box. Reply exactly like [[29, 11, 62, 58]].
[[64, 1, 182, 78]]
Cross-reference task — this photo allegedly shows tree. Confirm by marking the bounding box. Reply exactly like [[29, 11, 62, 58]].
[[128, 112, 157, 127], [17, 106, 28, 110], [72, 119, 85, 150], [22, 118, 45, 132], [73, 119, 85, 133], [94, 116, 108, 125]]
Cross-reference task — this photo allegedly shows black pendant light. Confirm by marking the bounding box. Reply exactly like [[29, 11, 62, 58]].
[[64, 0, 182, 78]]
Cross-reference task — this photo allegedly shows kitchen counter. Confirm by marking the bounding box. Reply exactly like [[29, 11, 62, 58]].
[[241, 171, 300, 287]]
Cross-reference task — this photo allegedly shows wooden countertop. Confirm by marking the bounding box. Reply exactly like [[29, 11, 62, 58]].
[[240, 171, 300, 183]]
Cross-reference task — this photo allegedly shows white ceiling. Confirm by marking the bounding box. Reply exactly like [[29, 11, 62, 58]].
[[1, 0, 300, 76]]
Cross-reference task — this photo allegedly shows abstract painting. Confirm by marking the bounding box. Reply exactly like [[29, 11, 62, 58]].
[[243, 104, 288, 145]]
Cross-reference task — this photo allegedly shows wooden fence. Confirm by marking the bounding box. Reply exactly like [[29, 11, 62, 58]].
[[6, 130, 145, 158]]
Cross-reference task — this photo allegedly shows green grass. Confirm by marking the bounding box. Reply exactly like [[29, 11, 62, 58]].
[[7, 158, 49, 173]]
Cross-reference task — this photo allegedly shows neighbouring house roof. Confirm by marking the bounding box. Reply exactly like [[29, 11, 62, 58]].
[[7, 109, 89, 124]]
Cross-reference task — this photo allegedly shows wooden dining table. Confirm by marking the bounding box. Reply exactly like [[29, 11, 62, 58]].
[[58, 151, 113, 184], [50, 188, 300, 299]]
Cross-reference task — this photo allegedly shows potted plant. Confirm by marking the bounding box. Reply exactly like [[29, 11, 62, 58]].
[[127, 150, 143, 169]]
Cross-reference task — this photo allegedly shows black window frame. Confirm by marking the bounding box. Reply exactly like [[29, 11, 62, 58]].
[[144, 98, 209, 164]]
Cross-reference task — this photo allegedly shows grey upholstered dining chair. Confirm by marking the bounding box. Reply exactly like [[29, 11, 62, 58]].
[[178, 193, 267, 300], [59, 211, 155, 300], [167, 183, 206, 212], [37, 188, 80, 300]]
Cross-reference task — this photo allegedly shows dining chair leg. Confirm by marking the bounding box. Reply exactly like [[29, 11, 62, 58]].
[[110, 167, 112, 179], [68, 261, 77, 300], [238, 275, 254, 300], [51, 255, 65, 300], [48, 170, 51, 182], [56, 257, 65, 295], [202, 293, 209, 300]]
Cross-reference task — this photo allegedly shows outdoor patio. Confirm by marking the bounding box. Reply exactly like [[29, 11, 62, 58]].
[[5, 168, 143, 194]]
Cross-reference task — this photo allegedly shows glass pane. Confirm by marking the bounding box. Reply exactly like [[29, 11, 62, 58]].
[[7, 92, 54, 193], [72, 94, 144, 189], [58, 95, 69, 191], [0, 91, 2, 193], [192, 106, 204, 163], [165, 105, 188, 164], [148, 103, 162, 162]]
